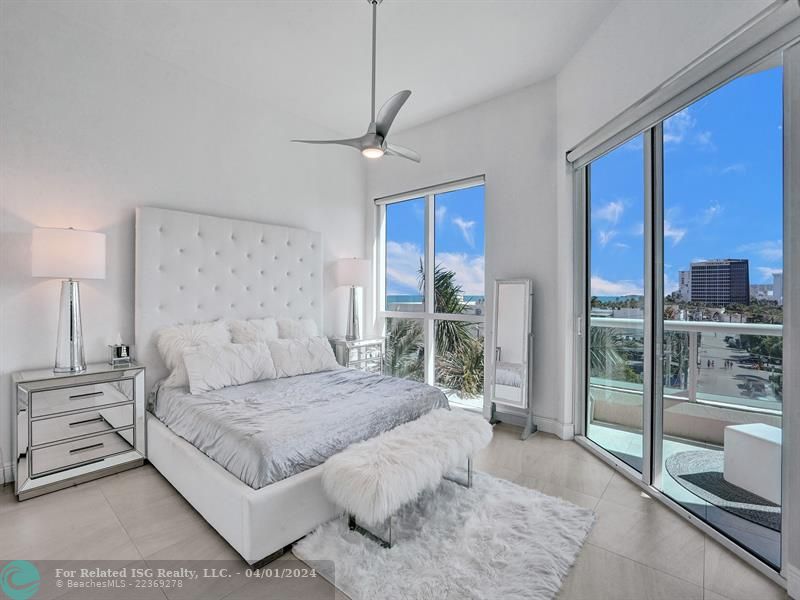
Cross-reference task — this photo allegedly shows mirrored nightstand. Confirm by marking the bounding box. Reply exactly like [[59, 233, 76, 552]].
[[329, 337, 384, 374], [13, 363, 146, 500]]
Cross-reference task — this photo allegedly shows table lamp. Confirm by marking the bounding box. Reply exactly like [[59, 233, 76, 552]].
[[32, 227, 106, 373], [333, 258, 370, 340]]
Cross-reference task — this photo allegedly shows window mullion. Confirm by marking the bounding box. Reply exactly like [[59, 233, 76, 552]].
[[424, 193, 436, 385]]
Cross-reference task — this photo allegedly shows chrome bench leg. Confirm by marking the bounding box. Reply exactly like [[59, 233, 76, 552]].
[[444, 456, 473, 488], [348, 514, 393, 548]]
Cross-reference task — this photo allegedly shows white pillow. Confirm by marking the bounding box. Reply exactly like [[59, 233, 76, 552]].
[[267, 336, 339, 378], [183, 342, 277, 394], [156, 320, 230, 388], [228, 317, 279, 344], [277, 318, 319, 339]]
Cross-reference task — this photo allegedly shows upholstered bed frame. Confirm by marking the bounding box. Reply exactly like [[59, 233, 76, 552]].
[[135, 207, 339, 564]]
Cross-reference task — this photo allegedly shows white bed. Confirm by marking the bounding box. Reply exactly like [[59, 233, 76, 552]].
[[135, 207, 338, 564]]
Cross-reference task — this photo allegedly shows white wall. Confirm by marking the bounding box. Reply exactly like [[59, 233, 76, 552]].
[[0, 3, 366, 478], [364, 81, 564, 436]]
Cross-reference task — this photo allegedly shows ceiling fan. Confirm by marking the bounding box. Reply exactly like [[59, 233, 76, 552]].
[[292, 0, 420, 163]]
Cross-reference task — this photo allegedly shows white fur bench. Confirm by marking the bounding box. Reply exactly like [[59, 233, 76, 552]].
[[321, 408, 493, 546]]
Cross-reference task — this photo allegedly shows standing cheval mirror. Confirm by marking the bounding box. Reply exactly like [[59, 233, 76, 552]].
[[490, 278, 535, 440]]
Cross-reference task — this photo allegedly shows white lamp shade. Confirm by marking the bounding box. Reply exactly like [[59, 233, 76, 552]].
[[32, 228, 106, 280], [333, 258, 370, 287]]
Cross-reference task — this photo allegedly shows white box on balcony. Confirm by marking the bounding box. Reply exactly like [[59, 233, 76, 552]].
[[723, 423, 782, 505]]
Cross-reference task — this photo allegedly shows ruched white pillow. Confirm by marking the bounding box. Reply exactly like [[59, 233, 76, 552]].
[[267, 336, 339, 378], [183, 342, 277, 394], [156, 320, 230, 388]]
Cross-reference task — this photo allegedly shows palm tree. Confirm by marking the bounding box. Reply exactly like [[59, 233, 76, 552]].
[[385, 262, 484, 398], [417, 261, 473, 354], [589, 326, 624, 377], [384, 317, 424, 381]]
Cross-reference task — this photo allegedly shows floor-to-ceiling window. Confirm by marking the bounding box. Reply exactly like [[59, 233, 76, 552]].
[[586, 134, 646, 472], [378, 178, 486, 410], [577, 44, 793, 574], [657, 60, 784, 569]]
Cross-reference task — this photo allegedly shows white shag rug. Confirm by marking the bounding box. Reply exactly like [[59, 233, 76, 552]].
[[294, 472, 595, 600]]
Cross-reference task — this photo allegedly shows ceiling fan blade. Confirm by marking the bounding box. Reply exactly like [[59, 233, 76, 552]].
[[291, 137, 363, 150], [375, 90, 411, 138], [385, 143, 421, 163]]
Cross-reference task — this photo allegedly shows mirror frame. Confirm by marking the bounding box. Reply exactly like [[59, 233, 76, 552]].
[[490, 278, 533, 410]]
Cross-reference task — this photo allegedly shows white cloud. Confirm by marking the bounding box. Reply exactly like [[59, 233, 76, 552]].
[[453, 216, 476, 247], [757, 267, 783, 282], [436, 252, 485, 296], [435, 205, 447, 225], [614, 242, 630, 250], [598, 230, 617, 247], [386, 241, 485, 296], [699, 201, 723, 224], [721, 163, 747, 174], [664, 109, 695, 144], [664, 221, 687, 245], [665, 272, 680, 296], [694, 130, 715, 150], [663, 108, 715, 150], [591, 275, 643, 297], [594, 200, 625, 224], [386, 241, 422, 294], [738, 240, 782, 262], [631, 223, 644, 236]]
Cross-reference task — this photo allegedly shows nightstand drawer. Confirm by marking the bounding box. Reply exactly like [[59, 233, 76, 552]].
[[31, 404, 134, 446], [349, 346, 382, 361], [30, 429, 134, 476], [351, 358, 383, 373], [31, 379, 134, 417]]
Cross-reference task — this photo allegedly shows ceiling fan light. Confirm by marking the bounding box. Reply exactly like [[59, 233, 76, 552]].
[[361, 147, 385, 159]]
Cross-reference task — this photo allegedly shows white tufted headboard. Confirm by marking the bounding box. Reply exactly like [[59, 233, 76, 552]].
[[134, 207, 323, 393]]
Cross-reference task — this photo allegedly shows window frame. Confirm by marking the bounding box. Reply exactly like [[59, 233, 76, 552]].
[[375, 176, 486, 387], [570, 19, 800, 585]]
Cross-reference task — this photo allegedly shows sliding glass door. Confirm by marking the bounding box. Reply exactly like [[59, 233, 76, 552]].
[[586, 134, 646, 472], [580, 49, 791, 571], [656, 58, 784, 569]]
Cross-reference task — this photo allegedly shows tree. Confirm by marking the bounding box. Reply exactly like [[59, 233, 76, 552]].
[[384, 318, 424, 381], [385, 262, 484, 399]]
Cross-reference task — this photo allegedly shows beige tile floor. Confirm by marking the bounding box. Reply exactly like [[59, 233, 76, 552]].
[[0, 424, 787, 600]]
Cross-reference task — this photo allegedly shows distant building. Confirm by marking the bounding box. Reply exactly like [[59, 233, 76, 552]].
[[773, 272, 783, 306], [690, 259, 750, 305], [613, 307, 644, 319], [679, 270, 692, 301], [750, 284, 773, 301]]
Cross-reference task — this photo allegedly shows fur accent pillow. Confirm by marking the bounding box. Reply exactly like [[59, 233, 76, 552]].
[[267, 336, 339, 378], [228, 318, 279, 344], [156, 320, 230, 388], [183, 342, 277, 394], [277, 318, 319, 339]]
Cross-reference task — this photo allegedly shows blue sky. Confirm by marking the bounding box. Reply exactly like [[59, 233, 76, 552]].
[[386, 185, 485, 297], [590, 65, 783, 298]]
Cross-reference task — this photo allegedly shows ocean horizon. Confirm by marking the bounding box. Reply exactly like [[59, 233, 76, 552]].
[[387, 294, 485, 304]]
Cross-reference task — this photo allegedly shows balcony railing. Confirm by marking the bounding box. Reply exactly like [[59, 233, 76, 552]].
[[589, 317, 783, 415]]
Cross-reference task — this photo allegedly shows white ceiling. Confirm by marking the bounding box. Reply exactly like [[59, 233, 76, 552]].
[[42, 0, 617, 136]]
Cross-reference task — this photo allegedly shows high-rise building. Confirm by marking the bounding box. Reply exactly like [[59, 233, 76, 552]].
[[690, 259, 750, 305], [750, 284, 773, 301], [773, 272, 783, 306], [679, 270, 692, 301]]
